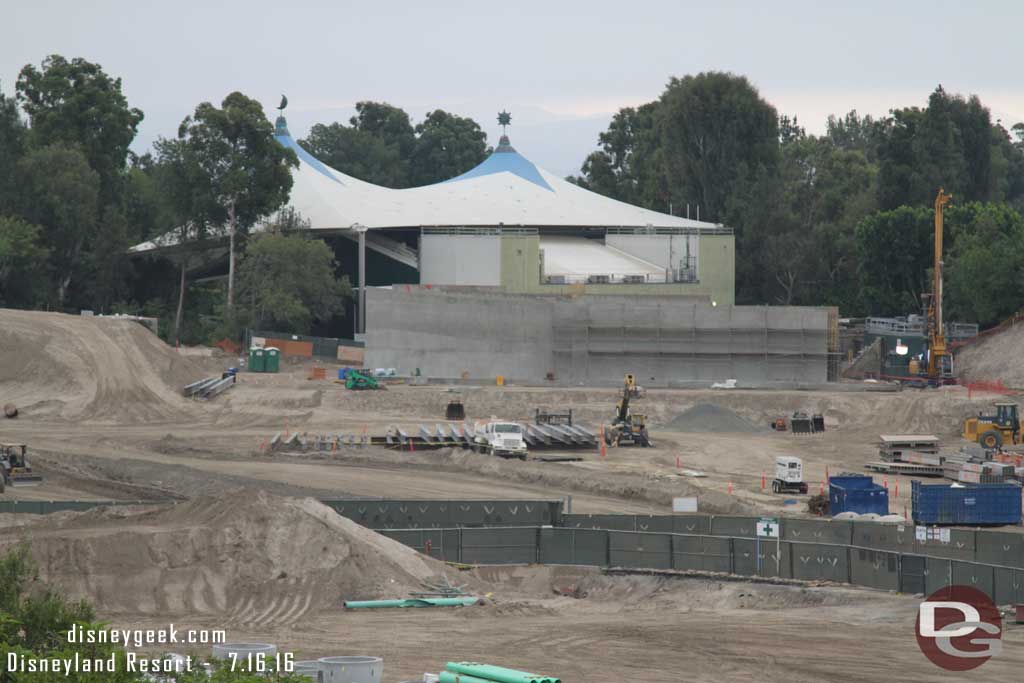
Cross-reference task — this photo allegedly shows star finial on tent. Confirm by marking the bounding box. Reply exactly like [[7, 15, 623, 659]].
[[497, 110, 511, 135]]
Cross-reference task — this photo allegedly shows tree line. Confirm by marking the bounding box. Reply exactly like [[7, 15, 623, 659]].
[[569, 72, 1024, 325], [0, 55, 494, 343], [2, 58, 1022, 345]]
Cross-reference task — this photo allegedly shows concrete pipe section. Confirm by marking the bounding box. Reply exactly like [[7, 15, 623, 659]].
[[293, 660, 322, 682], [318, 655, 383, 683]]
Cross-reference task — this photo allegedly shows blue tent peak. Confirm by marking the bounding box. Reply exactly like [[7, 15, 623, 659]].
[[444, 134, 553, 191], [274, 116, 343, 185]]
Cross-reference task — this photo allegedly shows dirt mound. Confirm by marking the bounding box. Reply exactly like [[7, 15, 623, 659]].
[[0, 309, 206, 422], [0, 490, 454, 623], [957, 325, 1024, 386], [665, 403, 764, 433]]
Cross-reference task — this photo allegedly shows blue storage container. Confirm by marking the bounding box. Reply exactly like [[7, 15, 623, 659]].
[[911, 480, 1022, 525], [830, 474, 889, 516]]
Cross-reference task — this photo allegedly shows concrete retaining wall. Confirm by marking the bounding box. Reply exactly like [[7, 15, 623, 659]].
[[364, 287, 830, 385]]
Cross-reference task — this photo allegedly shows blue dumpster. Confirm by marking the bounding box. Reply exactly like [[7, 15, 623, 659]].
[[912, 481, 1022, 525], [830, 474, 889, 515]]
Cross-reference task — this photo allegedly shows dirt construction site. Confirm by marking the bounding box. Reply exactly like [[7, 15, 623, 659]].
[[3, 308, 1024, 681]]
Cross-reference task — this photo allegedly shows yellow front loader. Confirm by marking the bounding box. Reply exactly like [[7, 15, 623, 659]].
[[963, 403, 1021, 449]]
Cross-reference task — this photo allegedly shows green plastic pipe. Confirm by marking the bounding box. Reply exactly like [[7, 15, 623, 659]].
[[445, 661, 561, 683], [438, 672, 494, 683], [344, 597, 479, 609]]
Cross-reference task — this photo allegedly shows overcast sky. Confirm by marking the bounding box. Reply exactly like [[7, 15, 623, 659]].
[[3, 0, 1022, 177]]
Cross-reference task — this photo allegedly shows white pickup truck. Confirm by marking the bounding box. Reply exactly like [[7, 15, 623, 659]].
[[474, 421, 528, 460]]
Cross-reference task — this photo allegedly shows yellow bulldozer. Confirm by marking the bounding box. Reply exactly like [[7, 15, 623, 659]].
[[963, 402, 1021, 449]]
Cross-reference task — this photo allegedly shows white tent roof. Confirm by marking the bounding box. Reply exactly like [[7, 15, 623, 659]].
[[132, 116, 722, 254], [272, 118, 718, 230]]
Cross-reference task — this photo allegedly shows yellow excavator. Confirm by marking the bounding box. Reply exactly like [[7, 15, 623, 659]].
[[604, 377, 652, 447], [963, 403, 1021, 449]]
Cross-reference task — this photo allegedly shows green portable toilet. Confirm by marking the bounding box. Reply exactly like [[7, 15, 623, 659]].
[[249, 347, 266, 373], [264, 347, 281, 373]]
